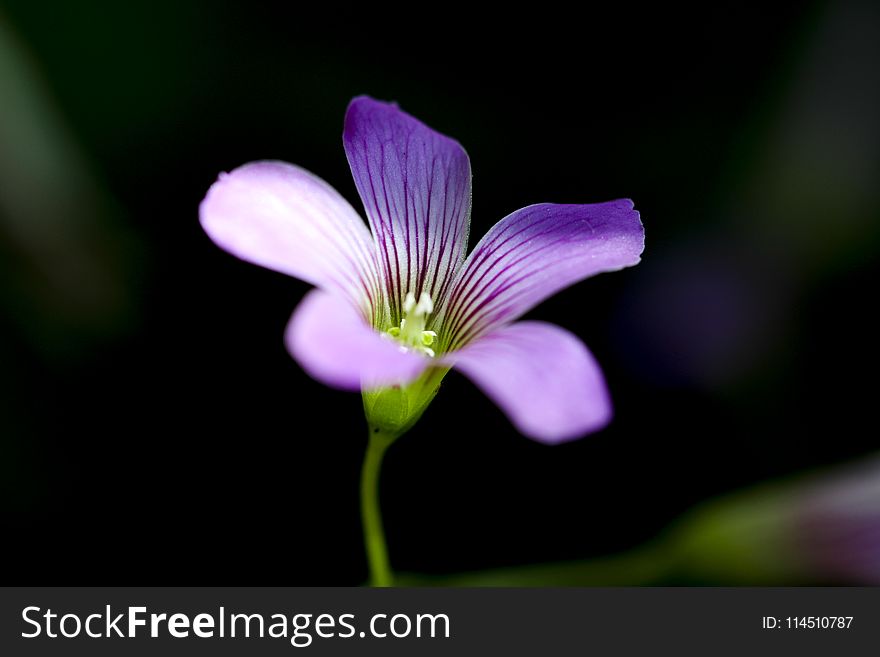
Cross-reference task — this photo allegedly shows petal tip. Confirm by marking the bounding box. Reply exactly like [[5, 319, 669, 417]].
[[345, 96, 402, 128], [521, 402, 613, 445], [613, 198, 645, 261], [349, 94, 399, 110]]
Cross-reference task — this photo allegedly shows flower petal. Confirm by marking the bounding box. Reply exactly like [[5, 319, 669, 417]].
[[343, 96, 472, 323], [200, 160, 380, 315], [444, 321, 611, 443], [441, 201, 644, 349], [286, 289, 430, 390]]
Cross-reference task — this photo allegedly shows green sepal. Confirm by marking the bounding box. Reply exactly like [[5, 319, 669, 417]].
[[362, 366, 449, 439]]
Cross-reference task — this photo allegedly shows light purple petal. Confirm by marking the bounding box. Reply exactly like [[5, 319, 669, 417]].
[[286, 289, 430, 390], [443, 321, 612, 443], [440, 201, 644, 350], [200, 160, 380, 316], [344, 96, 472, 323]]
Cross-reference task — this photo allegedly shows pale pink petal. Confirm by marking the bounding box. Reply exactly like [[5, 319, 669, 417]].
[[200, 160, 380, 314], [444, 321, 612, 443], [286, 290, 430, 390]]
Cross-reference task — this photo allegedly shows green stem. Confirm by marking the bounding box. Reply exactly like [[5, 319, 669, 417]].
[[361, 429, 396, 587]]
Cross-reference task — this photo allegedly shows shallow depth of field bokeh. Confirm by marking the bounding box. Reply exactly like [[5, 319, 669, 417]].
[[1, 1, 877, 583]]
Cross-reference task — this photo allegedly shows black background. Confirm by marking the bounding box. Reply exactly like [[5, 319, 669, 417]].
[[1, 1, 877, 583]]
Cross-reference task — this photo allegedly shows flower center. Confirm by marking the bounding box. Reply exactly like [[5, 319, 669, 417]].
[[386, 291, 437, 357]]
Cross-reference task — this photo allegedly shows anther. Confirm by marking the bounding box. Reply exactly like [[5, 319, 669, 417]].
[[385, 291, 437, 357]]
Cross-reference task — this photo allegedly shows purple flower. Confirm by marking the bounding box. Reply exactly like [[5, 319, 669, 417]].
[[200, 97, 644, 443]]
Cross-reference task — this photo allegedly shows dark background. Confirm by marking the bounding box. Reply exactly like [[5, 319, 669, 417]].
[[1, 1, 877, 583]]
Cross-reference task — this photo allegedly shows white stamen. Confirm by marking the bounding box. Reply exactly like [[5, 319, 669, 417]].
[[385, 290, 438, 358], [415, 292, 433, 316]]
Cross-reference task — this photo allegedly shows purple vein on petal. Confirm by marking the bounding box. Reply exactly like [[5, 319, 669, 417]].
[[447, 229, 588, 347], [441, 202, 644, 350], [344, 97, 472, 326], [452, 249, 608, 348], [441, 211, 567, 338]]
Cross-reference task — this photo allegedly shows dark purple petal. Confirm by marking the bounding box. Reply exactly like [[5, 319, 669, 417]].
[[200, 161, 380, 316], [343, 96, 472, 323], [286, 289, 430, 390], [440, 201, 644, 349], [443, 321, 611, 443]]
